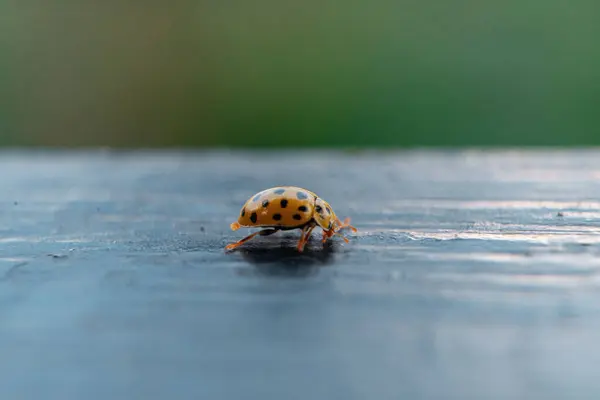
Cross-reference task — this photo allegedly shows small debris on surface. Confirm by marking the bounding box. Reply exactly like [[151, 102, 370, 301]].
[[200, 226, 205, 232], [48, 254, 68, 259], [556, 212, 564, 217], [13, 201, 18, 206]]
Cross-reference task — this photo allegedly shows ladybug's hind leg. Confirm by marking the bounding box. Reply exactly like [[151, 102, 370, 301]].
[[225, 228, 279, 251]]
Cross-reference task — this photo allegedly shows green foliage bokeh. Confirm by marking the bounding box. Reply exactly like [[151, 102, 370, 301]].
[[1, 1, 599, 147]]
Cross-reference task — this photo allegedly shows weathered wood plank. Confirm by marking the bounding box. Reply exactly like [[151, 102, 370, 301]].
[[1, 150, 599, 399]]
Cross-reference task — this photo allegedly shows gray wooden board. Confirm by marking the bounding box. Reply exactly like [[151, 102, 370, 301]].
[[1, 149, 600, 399]]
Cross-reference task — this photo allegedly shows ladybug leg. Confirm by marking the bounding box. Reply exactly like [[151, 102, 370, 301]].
[[230, 222, 241, 231], [321, 228, 337, 243], [323, 230, 349, 244], [337, 217, 358, 233], [296, 226, 309, 252], [297, 225, 316, 252], [337, 232, 350, 243], [322, 221, 354, 245], [225, 228, 279, 251]]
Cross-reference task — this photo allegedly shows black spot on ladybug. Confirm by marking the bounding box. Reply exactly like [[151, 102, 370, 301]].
[[298, 205, 308, 212], [273, 188, 286, 195], [280, 199, 288, 208], [293, 214, 302, 220], [262, 200, 269, 208], [241, 208, 245, 217], [250, 212, 257, 223], [315, 205, 323, 213], [296, 191, 308, 200], [272, 213, 282, 221]]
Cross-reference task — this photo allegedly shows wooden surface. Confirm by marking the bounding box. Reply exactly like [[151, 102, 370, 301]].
[[1, 149, 600, 399]]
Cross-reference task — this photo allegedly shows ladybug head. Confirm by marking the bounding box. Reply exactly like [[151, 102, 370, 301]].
[[313, 197, 338, 232]]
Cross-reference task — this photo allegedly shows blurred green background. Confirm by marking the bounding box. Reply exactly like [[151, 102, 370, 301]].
[[1, 1, 599, 148]]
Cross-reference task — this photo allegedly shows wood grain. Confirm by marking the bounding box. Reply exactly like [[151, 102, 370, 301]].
[[1, 149, 599, 399]]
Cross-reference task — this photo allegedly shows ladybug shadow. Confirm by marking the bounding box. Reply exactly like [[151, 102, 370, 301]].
[[238, 236, 337, 277]]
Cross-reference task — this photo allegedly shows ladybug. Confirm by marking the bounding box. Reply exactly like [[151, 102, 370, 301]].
[[225, 186, 357, 252]]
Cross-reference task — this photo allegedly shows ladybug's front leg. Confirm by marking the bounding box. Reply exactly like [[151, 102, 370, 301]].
[[322, 227, 351, 244], [336, 217, 358, 233], [322, 229, 333, 243]]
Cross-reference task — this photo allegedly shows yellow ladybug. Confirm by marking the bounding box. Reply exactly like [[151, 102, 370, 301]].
[[225, 186, 357, 252]]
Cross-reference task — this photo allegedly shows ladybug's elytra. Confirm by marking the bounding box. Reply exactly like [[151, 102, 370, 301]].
[[225, 186, 357, 252]]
